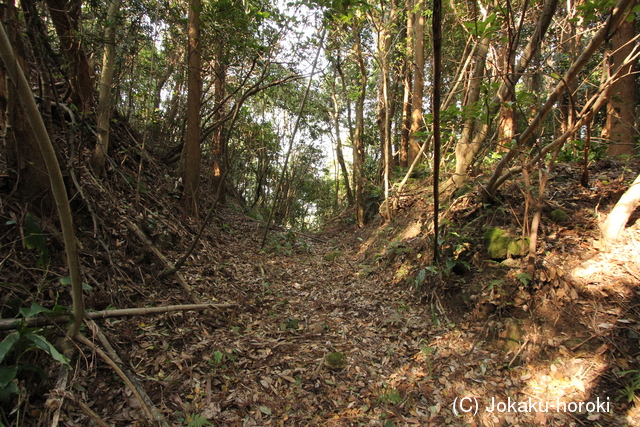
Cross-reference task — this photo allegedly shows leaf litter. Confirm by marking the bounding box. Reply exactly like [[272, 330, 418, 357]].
[[1, 149, 639, 426]]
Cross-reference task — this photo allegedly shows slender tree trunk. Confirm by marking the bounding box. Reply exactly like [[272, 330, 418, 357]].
[[400, 0, 414, 168], [408, 0, 425, 165], [450, 0, 559, 192], [451, 37, 489, 188], [90, 0, 121, 176], [330, 72, 353, 205], [603, 18, 636, 157], [353, 26, 367, 227], [211, 45, 227, 204], [182, 0, 202, 215], [432, 0, 442, 262], [375, 2, 396, 220]]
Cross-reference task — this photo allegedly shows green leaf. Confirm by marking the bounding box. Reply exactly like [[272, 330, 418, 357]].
[[0, 377, 18, 401], [0, 332, 19, 364], [23, 214, 49, 267], [259, 406, 272, 415], [16, 363, 47, 380], [25, 333, 70, 367], [0, 365, 18, 388], [59, 276, 72, 285], [415, 269, 427, 288], [19, 303, 52, 319]]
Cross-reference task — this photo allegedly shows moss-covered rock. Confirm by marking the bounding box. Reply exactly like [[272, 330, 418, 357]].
[[484, 228, 529, 259], [325, 352, 346, 370], [550, 209, 568, 222], [324, 250, 343, 262]]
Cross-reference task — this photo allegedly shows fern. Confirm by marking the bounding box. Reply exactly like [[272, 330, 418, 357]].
[[186, 414, 213, 427]]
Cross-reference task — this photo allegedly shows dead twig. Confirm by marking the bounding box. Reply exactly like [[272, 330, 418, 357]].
[[86, 320, 169, 427], [0, 303, 234, 330], [124, 218, 197, 303], [76, 334, 157, 425]]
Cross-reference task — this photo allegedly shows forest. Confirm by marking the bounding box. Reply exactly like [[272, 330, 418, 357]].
[[0, 0, 639, 425]]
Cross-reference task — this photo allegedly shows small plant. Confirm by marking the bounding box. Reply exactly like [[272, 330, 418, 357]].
[[22, 214, 49, 268], [377, 385, 403, 405], [420, 343, 436, 374], [516, 272, 532, 286], [618, 370, 640, 403], [414, 269, 427, 289], [183, 413, 213, 427], [0, 304, 70, 403]]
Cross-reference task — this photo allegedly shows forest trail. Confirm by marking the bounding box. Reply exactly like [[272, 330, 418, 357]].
[[3, 155, 639, 427], [78, 182, 639, 427]]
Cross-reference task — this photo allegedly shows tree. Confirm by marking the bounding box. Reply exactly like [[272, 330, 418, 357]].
[[352, 24, 367, 227], [182, 0, 202, 215], [90, 0, 122, 176], [45, 0, 94, 113], [407, 0, 425, 165], [0, 0, 51, 211], [602, 18, 636, 157]]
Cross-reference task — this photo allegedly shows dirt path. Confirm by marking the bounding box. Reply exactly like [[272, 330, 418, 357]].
[[71, 200, 640, 427]]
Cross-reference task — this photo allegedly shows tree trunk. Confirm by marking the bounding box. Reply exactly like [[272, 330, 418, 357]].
[[432, 0, 442, 262], [182, 0, 202, 215], [211, 49, 227, 204], [353, 26, 367, 227], [603, 18, 636, 158], [45, 0, 94, 113], [400, 0, 414, 168], [90, 0, 121, 176], [375, 2, 396, 219], [330, 71, 353, 205], [408, 0, 425, 165], [602, 172, 640, 245], [451, 37, 489, 188], [451, 0, 559, 192], [0, 0, 52, 212]]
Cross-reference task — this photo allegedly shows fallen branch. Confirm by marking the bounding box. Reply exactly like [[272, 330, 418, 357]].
[[160, 167, 228, 277], [0, 303, 234, 330], [76, 334, 157, 425], [86, 320, 170, 427], [123, 218, 197, 303]]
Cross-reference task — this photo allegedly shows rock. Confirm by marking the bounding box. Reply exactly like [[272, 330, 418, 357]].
[[325, 352, 346, 370], [484, 228, 529, 259], [324, 251, 342, 262], [550, 209, 568, 222]]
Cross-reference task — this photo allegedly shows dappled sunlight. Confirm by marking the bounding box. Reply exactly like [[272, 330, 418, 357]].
[[569, 225, 640, 294]]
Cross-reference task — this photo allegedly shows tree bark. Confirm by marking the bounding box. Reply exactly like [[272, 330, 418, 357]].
[[0, 0, 52, 211], [451, 37, 489, 188], [408, 0, 425, 165], [330, 70, 353, 204], [182, 0, 202, 216], [45, 0, 94, 113], [603, 18, 636, 157], [400, 0, 414, 168], [353, 26, 367, 227], [90, 0, 121, 176]]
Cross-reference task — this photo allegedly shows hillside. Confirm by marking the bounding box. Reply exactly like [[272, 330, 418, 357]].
[[1, 120, 639, 426]]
